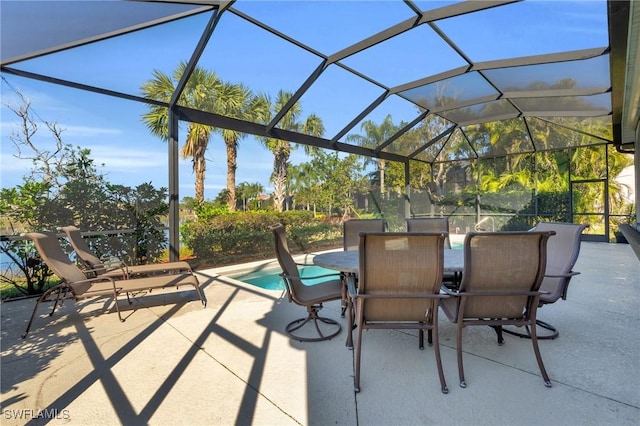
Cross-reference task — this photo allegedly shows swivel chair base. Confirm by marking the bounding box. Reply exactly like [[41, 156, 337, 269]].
[[285, 304, 341, 342], [502, 319, 559, 340]]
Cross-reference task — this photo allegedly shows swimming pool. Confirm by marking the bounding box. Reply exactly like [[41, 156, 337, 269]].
[[231, 239, 463, 290], [231, 265, 338, 290]]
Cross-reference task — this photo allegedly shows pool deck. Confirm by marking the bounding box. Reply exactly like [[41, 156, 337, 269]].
[[1, 241, 639, 425]]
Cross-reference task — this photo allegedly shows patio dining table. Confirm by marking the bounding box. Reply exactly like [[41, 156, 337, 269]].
[[312, 249, 464, 275]]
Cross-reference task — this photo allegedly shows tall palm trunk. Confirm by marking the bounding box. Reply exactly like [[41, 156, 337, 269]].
[[272, 148, 289, 212], [186, 132, 209, 203], [193, 145, 207, 202], [379, 158, 386, 196], [225, 138, 237, 211]]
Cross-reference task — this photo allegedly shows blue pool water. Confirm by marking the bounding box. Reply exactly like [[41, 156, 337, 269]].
[[232, 265, 338, 290], [234, 240, 463, 290]]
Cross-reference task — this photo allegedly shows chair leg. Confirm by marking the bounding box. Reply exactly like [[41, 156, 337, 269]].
[[491, 325, 505, 345], [456, 323, 466, 388], [354, 320, 364, 392], [114, 293, 124, 322], [529, 321, 552, 387], [192, 282, 207, 308], [340, 273, 347, 317], [22, 285, 66, 338], [429, 324, 449, 394], [48, 286, 66, 317], [346, 296, 354, 349]]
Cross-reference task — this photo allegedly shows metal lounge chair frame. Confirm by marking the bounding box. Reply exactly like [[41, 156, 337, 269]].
[[271, 224, 342, 342], [441, 231, 555, 388], [60, 226, 192, 279], [22, 231, 205, 338], [348, 232, 449, 394]]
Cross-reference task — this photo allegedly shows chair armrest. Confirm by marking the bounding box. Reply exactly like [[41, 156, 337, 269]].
[[81, 264, 128, 278], [280, 272, 341, 282], [440, 286, 459, 296], [81, 266, 108, 274], [353, 293, 448, 300], [454, 290, 550, 297], [70, 276, 121, 297], [544, 271, 580, 278]]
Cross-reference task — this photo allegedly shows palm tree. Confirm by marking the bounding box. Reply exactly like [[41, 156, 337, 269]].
[[141, 62, 219, 202], [237, 181, 264, 211], [213, 81, 257, 211], [255, 90, 324, 212], [346, 114, 398, 197]]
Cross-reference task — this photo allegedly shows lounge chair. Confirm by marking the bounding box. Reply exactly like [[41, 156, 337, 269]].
[[441, 231, 554, 388], [271, 224, 342, 342], [349, 232, 449, 394], [503, 221, 588, 339], [22, 231, 205, 338], [60, 226, 191, 279]]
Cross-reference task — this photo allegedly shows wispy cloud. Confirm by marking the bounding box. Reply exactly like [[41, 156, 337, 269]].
[[62, 125, 122, 138], [0, 119, 122, 140], [86, 145, 167, 172]]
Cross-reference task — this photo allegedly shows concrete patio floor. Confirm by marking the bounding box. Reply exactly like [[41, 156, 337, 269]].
[[1, 242, 638, 425]]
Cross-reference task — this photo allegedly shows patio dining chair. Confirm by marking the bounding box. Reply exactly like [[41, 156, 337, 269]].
[[22, 231, 205, 338], [503, 222, 588, 339], [61, 226, 192, 279], [406, 217, 458, 289], [270, 224, 342, 342], [340, 219, 386, 316], [406, 218, 451, 248], [343, 219, 386, 251], [440, 231, 555, 388], [348, 232, 449, 394]]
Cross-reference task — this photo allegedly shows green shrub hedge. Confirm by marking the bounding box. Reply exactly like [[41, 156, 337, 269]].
[[181, 211, 341, 267]]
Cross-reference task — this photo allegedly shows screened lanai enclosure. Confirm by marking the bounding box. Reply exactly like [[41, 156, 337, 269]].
[[1, 0, 638, 266]]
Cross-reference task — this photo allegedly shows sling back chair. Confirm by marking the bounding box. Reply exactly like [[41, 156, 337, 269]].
[[348, 232, 449, 394], [340, 219, 386, 316], [503, 222, 588, 339], [406, 217, 458, 288], [343, 219, 386, 251], [271, 224, 342, 342], [22, 231, 205, 338], [441, 231, 555, 389], [405, 218, 452, 248], [60, 226, 191, 279]]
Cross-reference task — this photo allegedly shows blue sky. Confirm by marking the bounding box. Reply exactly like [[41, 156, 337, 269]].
[[0, 0, 609, 201]]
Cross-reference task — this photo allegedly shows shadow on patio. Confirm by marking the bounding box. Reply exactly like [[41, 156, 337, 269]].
[[1, 242, 638, 425]]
